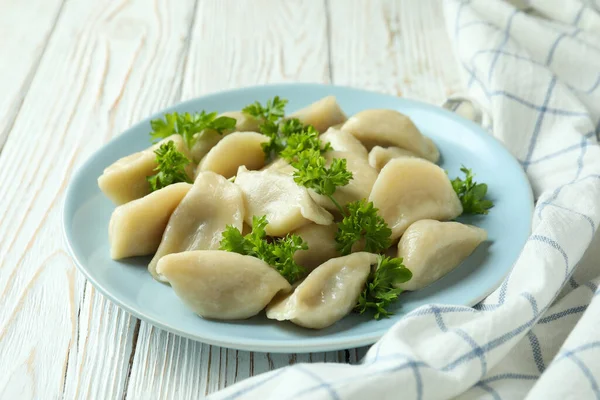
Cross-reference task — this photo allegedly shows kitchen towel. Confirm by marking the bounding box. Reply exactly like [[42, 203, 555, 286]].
[[210, 0, 600, 398]]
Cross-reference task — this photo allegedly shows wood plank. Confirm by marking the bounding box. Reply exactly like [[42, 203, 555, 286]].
[[0, 0, 65, 152], [123, 1, 360, 398], [328, 0, 463, 104], [0, 0, 197, 398]]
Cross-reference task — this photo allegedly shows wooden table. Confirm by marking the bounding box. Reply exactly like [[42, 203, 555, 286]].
[[0, 0, 463, 398]]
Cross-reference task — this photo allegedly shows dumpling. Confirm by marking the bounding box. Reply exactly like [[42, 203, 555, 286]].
[[261, 158, 295, 175], [157, 250, 291, 320], [108, 182, 192, 259], [289, 96, 347, 133], [234, 166, 333, 236], [98, 135, 192, 205], [266, 252, 377, 329], [292, 224, 340, 272], [369, 158, 463, 241], [198, 132, 269, 178], [320, 127, 368, 159], [395, 220, 487, 290], [148, 171, 245, 282], [309, 151, 378, 211], [190, 111, 261, 161], [220, 110, 261, 132], [368, 146, 419, 171], [341, 109, 439, 162]]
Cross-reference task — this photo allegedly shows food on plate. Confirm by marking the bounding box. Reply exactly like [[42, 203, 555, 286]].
[[148, 171, 245, 282], [320, 127, 369, 159], [99, 94, 494, 329], [266, 252, 377, 329], [341, 109, 440, 162], [368, 145, 418, 171], [198, 131, 270, 178], [109, 182, 192, 259], [288, 95, 347, 133], [292, 223, 340, 272], [369, 157, 463, 241], [157, 250, 291, 319], [98, 135, 192, 205], [394, 220, 488, 291], [234, 166, 333, 236], [308, 151, 378, 211]]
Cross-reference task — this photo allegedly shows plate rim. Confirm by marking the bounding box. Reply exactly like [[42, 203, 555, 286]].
[[62, 82, 534, 353]]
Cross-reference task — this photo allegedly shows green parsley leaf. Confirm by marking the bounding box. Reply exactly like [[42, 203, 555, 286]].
[[451, 166, 494, 215], [242, 96, 288, 122], [219, 215, 307, 283], [260, 120, 287, 160], [280, 124, 331, 161], [267, 234, 309, 283], [146, 140, 192, 192], [335, 200, 392, 256], [291, 149, 352, 196], [355, 256, 412, 319], [149, 111, 237, 149]]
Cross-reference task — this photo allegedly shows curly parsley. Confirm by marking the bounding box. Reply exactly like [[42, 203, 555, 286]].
[[146, 141, 192, 191], [355, 256, 412, 319], [149, 111, 237, 149], [220, 215, 308, 283]]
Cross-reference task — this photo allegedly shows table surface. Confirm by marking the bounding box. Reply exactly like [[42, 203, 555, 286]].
[[0, 0, 464, 398]]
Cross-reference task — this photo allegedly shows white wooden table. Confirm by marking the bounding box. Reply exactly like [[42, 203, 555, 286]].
[[0, 0, 463, 398]]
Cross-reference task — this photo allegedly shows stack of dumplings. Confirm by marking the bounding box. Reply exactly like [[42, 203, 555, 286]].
[[98, 95, 488, 330]]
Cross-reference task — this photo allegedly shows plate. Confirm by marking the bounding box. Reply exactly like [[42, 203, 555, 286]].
[[63, 83, 533, 353]]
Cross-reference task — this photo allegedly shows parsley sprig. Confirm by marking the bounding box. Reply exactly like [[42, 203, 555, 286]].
[[451, 166, 494, 215], [149, 111, 237, 149], [242, 96, 287, 122], [220, 216, 308, 283], [355, 256, 412, 319], [243, 96, 292, 160], [146, 141, 192, 191], [289, 149, 352, 213], [335, 200, 392, 256]]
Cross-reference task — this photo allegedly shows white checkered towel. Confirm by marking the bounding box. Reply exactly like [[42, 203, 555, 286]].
[[210, 1, 600, 398]]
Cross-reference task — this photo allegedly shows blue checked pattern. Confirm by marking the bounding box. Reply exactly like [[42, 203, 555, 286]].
[[209, 1, 600, 399]]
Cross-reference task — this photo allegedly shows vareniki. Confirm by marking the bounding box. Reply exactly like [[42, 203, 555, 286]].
[[99, 95, 493, 329]]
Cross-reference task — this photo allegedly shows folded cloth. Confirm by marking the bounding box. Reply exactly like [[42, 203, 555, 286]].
[[210, 1, 600, 398]]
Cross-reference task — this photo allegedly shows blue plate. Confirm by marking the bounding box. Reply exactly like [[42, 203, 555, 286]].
[[63, 84, 533, 353]]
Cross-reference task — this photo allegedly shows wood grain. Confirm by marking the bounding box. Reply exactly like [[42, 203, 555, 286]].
[[0, 0, 196, 398], [0, 0, 66, 152], [328, 0, 463, 104]]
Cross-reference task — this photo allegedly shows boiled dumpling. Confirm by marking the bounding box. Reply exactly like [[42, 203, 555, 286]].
[[368, 146, 419, 171], [369, 158, 463, 241], [157, 250, 291, 320], [198, 132, 269, 178], [395, 220, 487, 290], [221, 110, 261, 132], [341, 109, 439, 163], [261, 158, 295, 175], [266, 252, 377, 329], [289, 96, 347, 133], [98, 135, 192, 205], [108, 182, 192, 259], [234, 166, 333, 236], [292, 224, 340, 272], [148, 171, 245, 282], [190, 111, 261, 161], [309, 151, 378, 211], [320, 127, 368, 159]]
